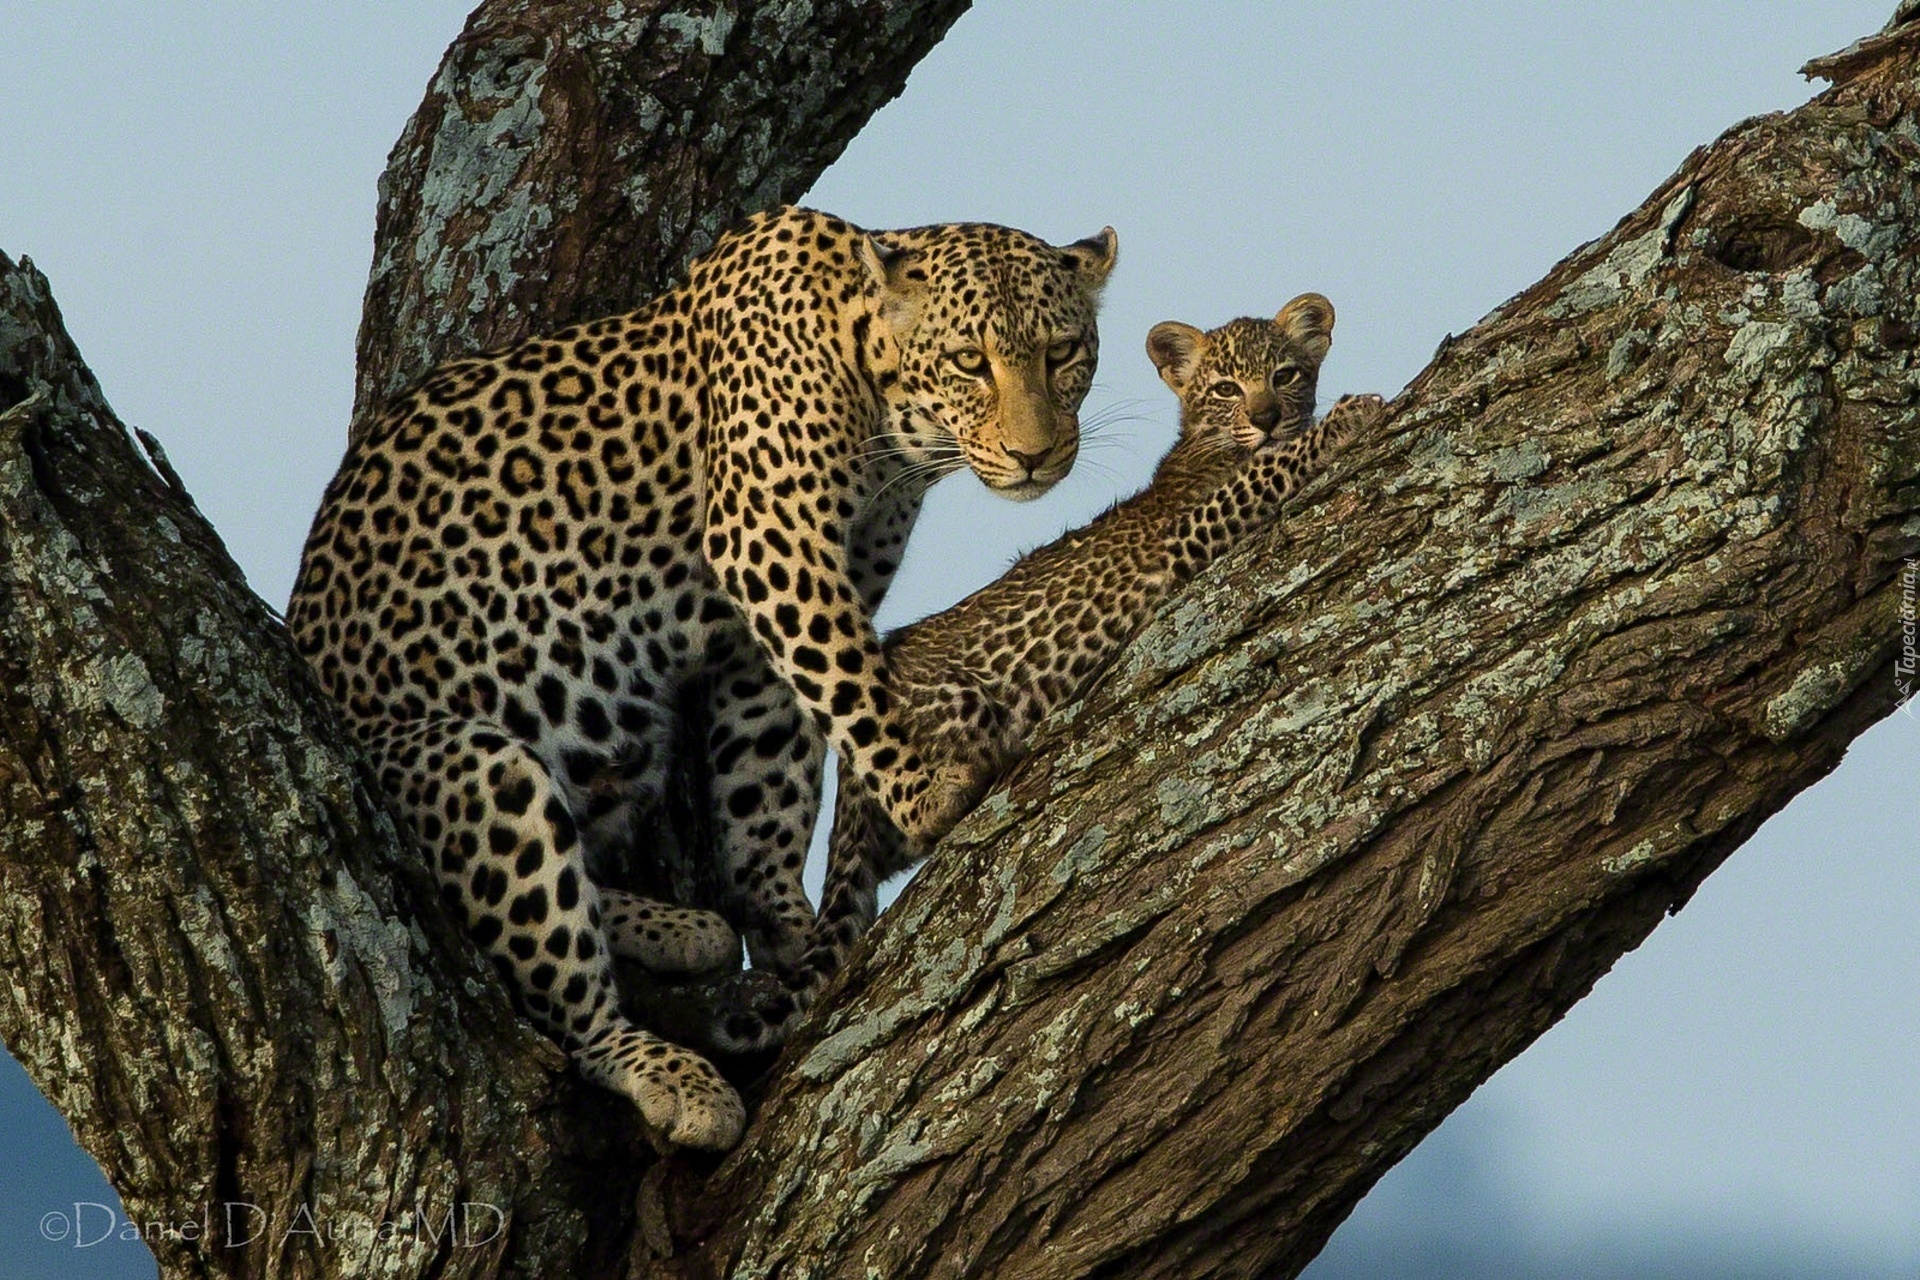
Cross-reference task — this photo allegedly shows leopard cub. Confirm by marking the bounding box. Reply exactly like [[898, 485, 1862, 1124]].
[[688, 294, 1386, 1052]]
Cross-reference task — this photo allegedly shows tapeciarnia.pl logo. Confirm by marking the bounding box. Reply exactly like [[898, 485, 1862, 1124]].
[[1899, 558, 1917, 718]]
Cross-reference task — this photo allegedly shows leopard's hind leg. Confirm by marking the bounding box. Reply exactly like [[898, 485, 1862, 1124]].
[[366, 716, 745, 1151], [701, 644, 825, 972]]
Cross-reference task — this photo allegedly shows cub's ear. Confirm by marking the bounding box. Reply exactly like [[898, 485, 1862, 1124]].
[[1146, 321, 1207, 394], [1273, 292, 1335, 362], [858, 234, 925, 332], [1062, 226, 1119, 285]]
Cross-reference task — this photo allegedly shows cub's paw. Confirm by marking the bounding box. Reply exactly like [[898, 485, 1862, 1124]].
[[1321, 393, 1388, 442], [897, 761, 991, 848]]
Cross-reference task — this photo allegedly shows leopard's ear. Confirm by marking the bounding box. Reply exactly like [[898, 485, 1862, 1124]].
[[859, 234, 925, 333], [1062, 226, 1119, 286], [1273, 293, 1335, 362], [857, 233, 909, 282], [1146, 321, 1207, 394]]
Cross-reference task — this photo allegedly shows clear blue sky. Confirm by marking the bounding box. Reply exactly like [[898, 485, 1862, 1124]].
[[1, 4, 1914, 1278]]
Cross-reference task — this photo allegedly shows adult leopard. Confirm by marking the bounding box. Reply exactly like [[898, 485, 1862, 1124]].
[[288, 205, 1117, 1150]]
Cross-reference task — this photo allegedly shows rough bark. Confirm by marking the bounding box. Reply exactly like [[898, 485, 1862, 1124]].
[[0, 7, 1914, 1280], [0, 247, 695, 1276]]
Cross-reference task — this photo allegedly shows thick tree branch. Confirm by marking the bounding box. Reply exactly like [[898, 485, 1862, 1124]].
[[673, 20, 1920, 1278], [0, 252, 646, 1279]]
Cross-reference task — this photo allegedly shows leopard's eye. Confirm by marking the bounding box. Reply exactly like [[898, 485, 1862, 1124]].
[[1209, 380, 1241, 400], [1271, 366, 1305, 390], [948, 348, 989, 376], [1046, 338, 1081, 367]]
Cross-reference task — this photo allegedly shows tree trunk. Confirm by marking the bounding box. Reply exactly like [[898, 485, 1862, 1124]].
[[1, 7, 1915, 1280]]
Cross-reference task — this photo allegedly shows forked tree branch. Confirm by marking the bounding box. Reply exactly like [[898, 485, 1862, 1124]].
[[0, 5, 1915, 1279], [1, 3, 968, 1277]]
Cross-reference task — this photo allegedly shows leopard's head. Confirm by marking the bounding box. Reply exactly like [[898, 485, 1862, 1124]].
[[861, 221, 1117, 501], [1145, 294, 1334, 451]]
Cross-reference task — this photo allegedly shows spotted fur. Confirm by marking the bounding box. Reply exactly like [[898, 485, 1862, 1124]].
[[685, 297, 1388, 1052], [287, 205, 1117, 1150]]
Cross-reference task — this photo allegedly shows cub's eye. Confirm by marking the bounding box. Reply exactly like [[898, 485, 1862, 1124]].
[[1046, 338, 1081, 366], [1209, 380, 1241, 400], [948, 349, 989, 376], [1271, 366, 1305, 390]]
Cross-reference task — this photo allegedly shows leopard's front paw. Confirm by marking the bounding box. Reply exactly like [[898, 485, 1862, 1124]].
[[600, 890, 742, 976]]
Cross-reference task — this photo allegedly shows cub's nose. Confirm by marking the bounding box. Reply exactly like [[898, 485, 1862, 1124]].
[[1005, 447, 1050, 475], [1248, 400, 1282, 431]]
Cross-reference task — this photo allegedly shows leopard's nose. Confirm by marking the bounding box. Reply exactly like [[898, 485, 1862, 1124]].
[[1005, 447, 1049, 474], [1248, 400, 1281, 430]]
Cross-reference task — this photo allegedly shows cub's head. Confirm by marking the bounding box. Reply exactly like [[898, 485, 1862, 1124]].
[[862, 221, 1117, 501], [1145, 294, 1335, 451]]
